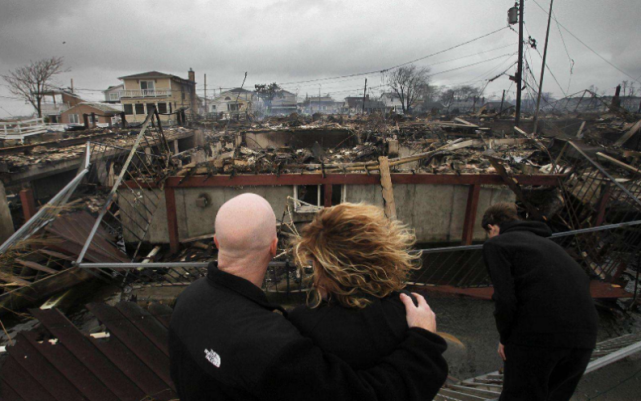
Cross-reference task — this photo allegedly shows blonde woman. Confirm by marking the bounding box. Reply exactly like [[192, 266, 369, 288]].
[[289, 203, 448, 400]]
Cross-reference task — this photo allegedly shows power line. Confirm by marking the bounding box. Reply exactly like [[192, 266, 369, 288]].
[[277, 26, 510, 86], [531, 0, 641, 84]]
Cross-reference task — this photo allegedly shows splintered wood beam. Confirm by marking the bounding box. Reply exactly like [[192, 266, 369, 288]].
[[378, 156, 397, 220], [596, 152, 641, 175], [15, 259, 57, 275], [614, 119, 641, 147]]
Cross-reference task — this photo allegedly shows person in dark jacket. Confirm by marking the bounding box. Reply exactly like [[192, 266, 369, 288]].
[[289, 202, 448, 400], [169, 194, 447, 401], [481, 202, 598, 401]]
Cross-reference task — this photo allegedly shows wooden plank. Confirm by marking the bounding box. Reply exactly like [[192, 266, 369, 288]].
[[20, 331, 117, 401], [461, 184, 481, 245], [115, 302, 169, 356], [378, 156, 397, 219], [86, 303, 173, 387], [1, 356, 57, 401], [16, 259, 58, 275], [596, 152, 641, 175], [614, 119, 641, 147], [92, 335, 176, 400], [0, 379, 26, 401], [147, 303, 173, 329], [30, 309, 144, 400], [8, 333, 85, 401], [37, 249, 75, 261], [576, 121, 587, 139], [0, 271, 30, 287]]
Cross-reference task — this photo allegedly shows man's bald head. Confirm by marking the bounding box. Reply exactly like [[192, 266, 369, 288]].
[[215, 193, 277, 257]]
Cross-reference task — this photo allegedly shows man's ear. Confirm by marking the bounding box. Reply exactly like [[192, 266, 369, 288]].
[[214, 236, 220, 250], [269, 237, 278, 257]]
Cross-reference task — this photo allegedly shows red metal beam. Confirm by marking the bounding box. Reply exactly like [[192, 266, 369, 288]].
[[164, 187, 180, 254], [323, 184, 333, 207], [19, 188, 37, 221], [162, 174, 562, 188], [461, 184, 481, 245]]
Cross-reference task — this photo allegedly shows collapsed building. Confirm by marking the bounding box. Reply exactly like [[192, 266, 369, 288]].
[[0, 104, 640, 399]]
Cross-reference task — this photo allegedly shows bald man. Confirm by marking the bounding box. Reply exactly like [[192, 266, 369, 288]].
[[169, 193, 447, 401]]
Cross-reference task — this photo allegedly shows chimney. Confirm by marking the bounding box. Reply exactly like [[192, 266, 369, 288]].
[[188, 68, 195, 82]]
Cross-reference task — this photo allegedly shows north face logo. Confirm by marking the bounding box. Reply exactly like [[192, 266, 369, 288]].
[[205, 349, 221, 368]]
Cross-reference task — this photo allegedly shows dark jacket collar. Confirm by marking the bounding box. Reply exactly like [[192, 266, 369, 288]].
[[207, 262, 286, 314], [500, 220, 553, 238]]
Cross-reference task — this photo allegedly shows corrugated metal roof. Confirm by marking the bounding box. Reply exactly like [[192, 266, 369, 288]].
[[0, 302, 176, 401]]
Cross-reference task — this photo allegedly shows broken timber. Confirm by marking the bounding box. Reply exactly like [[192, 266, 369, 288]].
[[378, 156, 397, 219]]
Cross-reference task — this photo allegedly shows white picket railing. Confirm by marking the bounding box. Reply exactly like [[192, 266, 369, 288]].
[[118, 89, 172, 98], [0, 118, 48, 142]]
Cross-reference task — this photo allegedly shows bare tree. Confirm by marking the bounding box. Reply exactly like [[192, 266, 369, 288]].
[[388, 66, 430, 114], [2, 57, 68, 118]]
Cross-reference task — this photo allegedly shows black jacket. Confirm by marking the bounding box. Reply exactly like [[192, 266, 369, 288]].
[[169, 263, 450, 401], [289, 295, 448, 400], [483, 221, 598, 349]]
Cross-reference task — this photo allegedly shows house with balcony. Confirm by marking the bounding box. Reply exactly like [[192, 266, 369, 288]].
[[40, 90, 85, 123], [117, 70, 197, 124]]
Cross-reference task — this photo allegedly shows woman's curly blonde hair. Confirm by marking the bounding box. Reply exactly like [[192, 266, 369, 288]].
[[291, 202, 421, 309]]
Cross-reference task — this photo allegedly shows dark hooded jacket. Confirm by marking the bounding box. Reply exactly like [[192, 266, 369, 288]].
[[483, 220, 598, 349]]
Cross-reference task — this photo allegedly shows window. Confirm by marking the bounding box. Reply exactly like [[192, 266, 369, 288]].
[[210, 105, 216, 112], [293, 185, 343, 213], [158, 102, 167, 114], [109, 92, 120, 101], [91, 114, 99, 123], [140, 80, 155, 91], [146, 103, 156, 114], [68, 114, 79, 124], [169, 103, 173, 113], [124, 104, 134, 115], [135, 104, 145, 115]]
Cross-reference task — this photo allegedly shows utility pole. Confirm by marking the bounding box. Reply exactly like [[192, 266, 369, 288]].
[[70, 79, 74, 94], [515, 0, 524, 127], [361, 78, 368, 114], [532, 0, 555, 134], [318, 85, 321, 113], [499, 89, 506, 115], [204, 74, 207, 118]]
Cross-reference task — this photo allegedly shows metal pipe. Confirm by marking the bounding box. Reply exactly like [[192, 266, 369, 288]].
[[79, 261, 289, 268], [75, 112, 156, 265], [0, 168, 89, 253]]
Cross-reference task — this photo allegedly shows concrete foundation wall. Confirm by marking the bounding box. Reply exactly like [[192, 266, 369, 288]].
[[120, 186, 292, 243], [345, 184, 515, 242], [120, 183, 514, 244]]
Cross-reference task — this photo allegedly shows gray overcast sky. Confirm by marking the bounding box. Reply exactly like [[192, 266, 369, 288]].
[[1, 0, 640, 118]]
